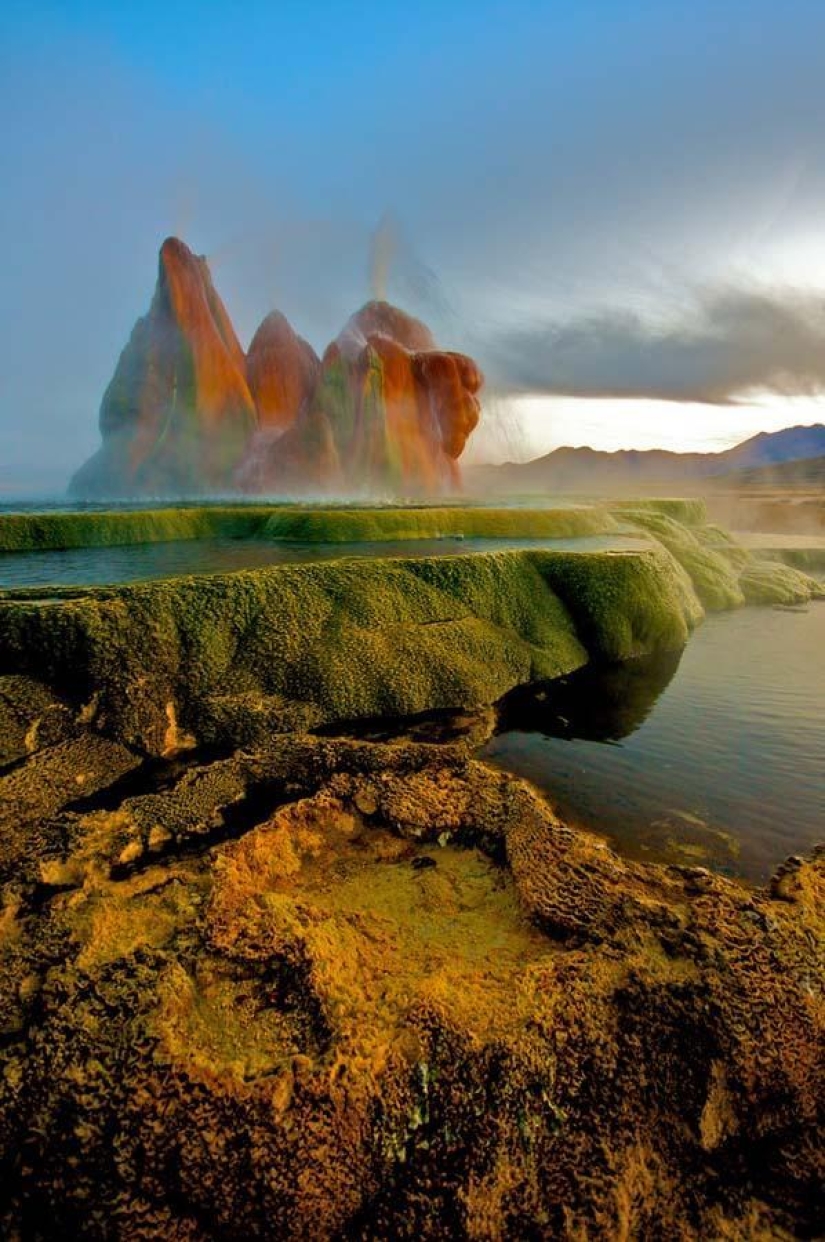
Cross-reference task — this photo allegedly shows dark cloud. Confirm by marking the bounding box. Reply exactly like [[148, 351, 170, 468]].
[[480, 288, 825, 405]]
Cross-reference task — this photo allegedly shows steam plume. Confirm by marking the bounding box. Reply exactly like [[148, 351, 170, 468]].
[[370, 212, 398, 301]]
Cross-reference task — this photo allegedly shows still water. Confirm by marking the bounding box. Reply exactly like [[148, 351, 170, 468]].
[[2, 524, 822, 884], [0, 534, 646, 589], [481, 602, 825, 882]]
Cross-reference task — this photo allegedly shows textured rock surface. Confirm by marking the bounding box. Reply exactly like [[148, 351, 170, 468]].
[[0, 545, 701, 755], [236, 313, 322, 494], [618, 506, 824, 609], [71, 239, 257, 497], [1, 516, 823, 1237], [256, 301, 482, 495], [245, 312, 321, 433], [0, 701, 822, 1240], [1, 507, 819, 762], [0, 502, 615, 552]]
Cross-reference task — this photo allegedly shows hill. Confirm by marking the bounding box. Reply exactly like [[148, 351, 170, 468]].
[[468, 423, 825, 495], [718, 452, 825, 490]]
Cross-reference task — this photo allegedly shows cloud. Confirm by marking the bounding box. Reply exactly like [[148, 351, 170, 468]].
[[480, 287, 825, 405]]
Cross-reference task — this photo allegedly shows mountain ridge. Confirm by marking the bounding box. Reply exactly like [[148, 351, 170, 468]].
[[469, 422, 825, 493]]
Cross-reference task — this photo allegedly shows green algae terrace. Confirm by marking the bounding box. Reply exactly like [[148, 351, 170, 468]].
[[0, 499, 821, 757], [0, 546, 698, 754], [0, 502, 617, 552]]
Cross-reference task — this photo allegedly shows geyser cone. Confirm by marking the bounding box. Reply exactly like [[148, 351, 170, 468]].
[[242, 299, 483, 496], [246, 311, 320, 432], [233, 310, 323, 493], [71, 237, 256, 497], [71, 241, 483, 498]]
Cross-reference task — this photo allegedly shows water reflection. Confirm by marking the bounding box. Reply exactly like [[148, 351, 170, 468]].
[[492, 648, 684, 744], [480, 605, 825, 882], [0, 534, 646, 590]]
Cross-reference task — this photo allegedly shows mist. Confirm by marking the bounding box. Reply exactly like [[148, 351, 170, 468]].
[[5, 2, 825, 492]]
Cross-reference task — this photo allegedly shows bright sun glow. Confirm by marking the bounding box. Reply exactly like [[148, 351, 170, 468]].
[[467, 392, 825, 464]]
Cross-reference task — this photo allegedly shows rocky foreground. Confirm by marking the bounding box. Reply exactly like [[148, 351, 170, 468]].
[[0, 685, 823, 1240], [1, 505, 823, 1237]]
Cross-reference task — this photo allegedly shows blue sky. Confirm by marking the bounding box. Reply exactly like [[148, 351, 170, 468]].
[[3, 1, 825, 489]]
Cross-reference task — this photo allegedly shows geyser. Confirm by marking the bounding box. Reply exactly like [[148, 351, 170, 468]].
[[70, 238, 484, 498]]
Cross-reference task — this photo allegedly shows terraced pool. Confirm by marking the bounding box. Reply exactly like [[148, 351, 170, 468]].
[[0, 533, 649, 589]]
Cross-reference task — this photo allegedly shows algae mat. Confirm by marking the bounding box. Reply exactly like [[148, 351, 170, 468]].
[[0, 546, 700, 754], [0, 503, 617, 552]]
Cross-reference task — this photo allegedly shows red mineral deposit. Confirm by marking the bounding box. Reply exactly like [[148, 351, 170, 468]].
[[71, 238, 256, 496], [237, 300, 483, 495], [72, 242, 483, 497]]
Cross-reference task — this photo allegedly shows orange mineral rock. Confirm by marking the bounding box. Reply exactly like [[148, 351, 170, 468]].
[[246, 311, 320, 433], [71, 237, 257, 496], [233, 311, 323, 493], [238, 300, 483, 495], [72, 240, 483, 497]]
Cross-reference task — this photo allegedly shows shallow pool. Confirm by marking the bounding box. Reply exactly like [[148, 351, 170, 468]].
[[480, 601, 825, 882], [0, 534, 648, 589]]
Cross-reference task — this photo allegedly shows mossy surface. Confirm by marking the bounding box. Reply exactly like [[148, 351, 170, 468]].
[[752, 546, 825, 573], [616, 507, 822, 610], [0, 503, 617, 554], [693, 522, 752, 571], [0, 506, 282, 553], [3, 504, 819, 756], [260, 505, 618, 542], [2, 501, 823, 1238], [610, 497, 708, 525], [536, 547, 704, 662], [738, 558, 825, 605], [616, 509, 746, 610], [0, 547, 700, 754]]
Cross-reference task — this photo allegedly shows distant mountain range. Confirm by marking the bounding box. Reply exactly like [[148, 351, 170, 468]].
[[467, 423, 825, 494], [721, 453, 825, 490]]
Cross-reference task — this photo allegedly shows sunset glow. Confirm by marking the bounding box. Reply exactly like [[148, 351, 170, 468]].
[[470, 392, 825, 463]]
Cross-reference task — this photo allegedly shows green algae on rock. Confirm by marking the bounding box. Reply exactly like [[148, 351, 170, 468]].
[[614, 506, 823, 610], [0, 506, 282, 553], [613, 508, 745, 610], [738, 557, 825, 605], [754, 546, 825, 574], [2, 504, 820, 760], [0, 502, 619, 555], [536, 546, 703, 662], [0, 546, 700, 755], [1, 502, 823, 1238], [259, 504, 618, 542], [610, 496, 708, 525]]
